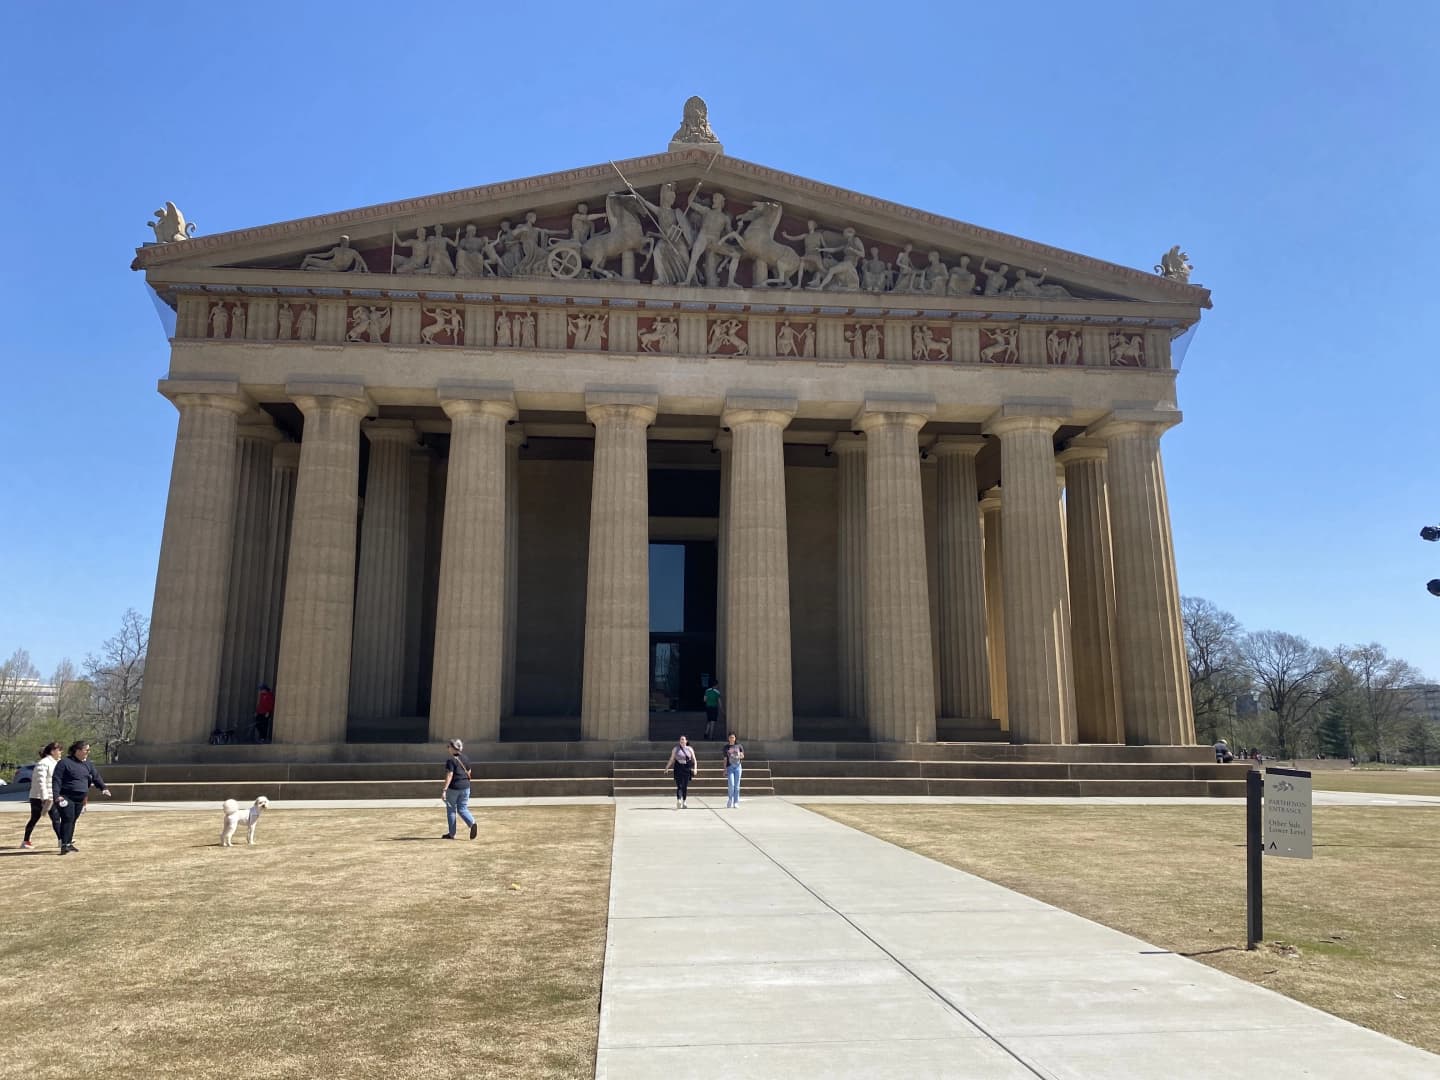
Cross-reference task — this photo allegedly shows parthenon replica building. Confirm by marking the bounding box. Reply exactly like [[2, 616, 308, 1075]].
[[131, 100, 1209, 754]]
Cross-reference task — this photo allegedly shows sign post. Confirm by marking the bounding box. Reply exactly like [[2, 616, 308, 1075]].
[[1246, 770, 1263, 949], [1246, 766, 1313, 951]]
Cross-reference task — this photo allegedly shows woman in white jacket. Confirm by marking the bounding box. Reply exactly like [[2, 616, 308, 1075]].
[[22, 742, 62, 850]]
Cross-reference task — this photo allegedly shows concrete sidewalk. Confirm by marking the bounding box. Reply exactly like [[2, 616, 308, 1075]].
[[596, 796, 1440, 1080]]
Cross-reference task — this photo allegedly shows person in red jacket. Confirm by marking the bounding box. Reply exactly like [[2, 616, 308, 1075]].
[[255, 685, 275, 743]]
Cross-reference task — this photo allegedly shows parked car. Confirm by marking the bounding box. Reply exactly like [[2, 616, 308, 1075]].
[[10, 764, 34, 790]]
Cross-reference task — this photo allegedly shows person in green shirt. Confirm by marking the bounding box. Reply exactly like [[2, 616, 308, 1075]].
[[703, 684, 722, 740]]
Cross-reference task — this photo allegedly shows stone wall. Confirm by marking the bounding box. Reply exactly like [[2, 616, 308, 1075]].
[[785, 465, 840, 717]]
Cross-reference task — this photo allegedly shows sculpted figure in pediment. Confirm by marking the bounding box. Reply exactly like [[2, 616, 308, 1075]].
[[721, 201, 801, 288], [424, 228, 458, 276], [782, 219, 832, 288], [301, 235, 372, 273], [630, 183, 694, 286], [576, 193, 649, 281], [456, 225, 501, 277], [922, 251, 949, 295], [892, 244, 918, 292], [392, 228, 430, 274], [148, 201, 196, 244], [862, 248, 891, 292], [1008, 269, 1071, 299], [979, 259, 1009, 297], [947, 256, 976, 296], [809, 228, 864, 291], [685, 187, 736, 287]]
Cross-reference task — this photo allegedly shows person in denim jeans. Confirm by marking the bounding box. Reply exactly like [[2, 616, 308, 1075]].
[[441, 738, 477, 840], [722, 733, 745, 808]]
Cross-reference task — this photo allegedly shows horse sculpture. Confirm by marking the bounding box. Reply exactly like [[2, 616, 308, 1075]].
[[720, 202, 802, 288], [582, 193, 651, 280]]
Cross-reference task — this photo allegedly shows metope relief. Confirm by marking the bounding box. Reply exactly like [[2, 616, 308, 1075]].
[[1109, 332, 1145, 368], [495, 311, 537, 349], [775, 320, 816, 358], [637, 316, 680, 353], [845, 323, 884, 361], [911, 325, 951, 362], [1046, 329, 1082, 365], [208, 301, 248, 340], [276, 302, 317, 341], [421, 307, 464, 346], [567, 312, 609, 351], [979, 327, 1019, 364], [706, 318, 748, 356], [347, 306, 391, 344]]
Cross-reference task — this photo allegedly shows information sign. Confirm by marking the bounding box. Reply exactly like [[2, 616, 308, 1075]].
[[1263, 767, 1312, 859]]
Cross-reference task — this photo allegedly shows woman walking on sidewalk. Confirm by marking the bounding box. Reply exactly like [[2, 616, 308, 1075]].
[[722, 733, 745, 808], [21, 742, 63, 849], [665, 735, 698, 809], [440, 738, 478, 840], [51, 741, 111, 854]]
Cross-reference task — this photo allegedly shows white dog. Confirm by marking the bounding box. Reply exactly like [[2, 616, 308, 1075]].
[[220, 796, 269, 847]]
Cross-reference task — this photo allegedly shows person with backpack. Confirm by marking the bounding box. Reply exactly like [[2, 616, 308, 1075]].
[[440, 738, 477, 840], [703, 684, 722, 740], [665, 735, 698, 809]]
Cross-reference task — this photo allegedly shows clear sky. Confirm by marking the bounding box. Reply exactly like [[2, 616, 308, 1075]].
[[1, 2, 1436, 680]]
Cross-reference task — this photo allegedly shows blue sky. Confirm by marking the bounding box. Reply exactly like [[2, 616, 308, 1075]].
[[1, 2, 1436, 679]]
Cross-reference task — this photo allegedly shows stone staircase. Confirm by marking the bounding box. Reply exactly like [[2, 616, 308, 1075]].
[[612, 744, 774, 798]]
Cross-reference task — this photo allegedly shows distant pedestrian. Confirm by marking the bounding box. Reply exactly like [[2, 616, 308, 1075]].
[[51, 741, 111, 854], [254, 685, 275, 743], [722, 733, 745, 808], [440, 738, 477, 840], [666, 735, 698, 809], [703, 684, 722, 740], [1212, 738, 1234, 763], [21, 742, 63, 849]]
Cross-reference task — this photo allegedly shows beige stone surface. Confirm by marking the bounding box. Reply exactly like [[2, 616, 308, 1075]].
[[581, 392, 657, 740], [980, 487, 1008, 729], [832, 434, 866, 722], [713, 434, 732, 690], [501, 426, 524, 720], [401, 448, 430, 714], [858, 399, 936, 742], [723, 394, 796, 741], [932, 437, 990, 721], [257, 442, 299, 688], [429, 388, 516, 742], [786, 465, 839, 719], [138, 382, 252, 745], [272, 383, 372, 744]]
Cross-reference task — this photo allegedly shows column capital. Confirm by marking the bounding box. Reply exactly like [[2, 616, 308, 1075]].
[[1057, 436, 1108, 465], [585, 387, 658, 426], [979, 484, 1002, 513], [1088, 407, 1183, 440], [159, 378, 253, 416], [853, 394, 935, 433], [929, 435, 987, 459], [506, 424, 527, 448], [439, 381, 517, 422], [237, 420, 286, 444], [361, 419, 418, 444], [722, 392, 797, 429], [982, 398, 1071, 438], [829, 432, 865, 454], [712, 432, 732, 452], [272, 442, 301, 469], [287, 379, 373, 418]]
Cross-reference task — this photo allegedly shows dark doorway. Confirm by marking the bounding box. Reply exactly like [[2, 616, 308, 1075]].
[[649, 540, 717, 712]]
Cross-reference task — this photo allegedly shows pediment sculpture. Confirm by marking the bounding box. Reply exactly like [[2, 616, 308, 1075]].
[[290, 183, 1089, 301], [147, 201, 196, 244]]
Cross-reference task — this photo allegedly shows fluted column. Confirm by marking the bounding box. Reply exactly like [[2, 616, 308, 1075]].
[[430, 387, 517, 742], [713, 433, 732, 689], [1093, 414, 1195, 744], [932, 437, 991, 721], [273, 382, 372, 745], [980, 487, 1008, 729], [723, 394, 796, 741], [502, 426, 524, 722], [217, 421, 282, 733], [832, 433, 866, 723], [984, 410, 1076, 744], [349, 420, 415, 720], [402, 447, 430, 714], [137, 380, 252, 744], [580, 391, 657, 740], [258, 442, 300, 687], [858, 398, 936, 742], [1059, 439, 1123, 742]]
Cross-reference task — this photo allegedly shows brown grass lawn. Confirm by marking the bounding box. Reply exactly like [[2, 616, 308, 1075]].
[[811, 803, 1440, 1054], [1306, 769, 1440, 797], [0, 806, 613, 1080]]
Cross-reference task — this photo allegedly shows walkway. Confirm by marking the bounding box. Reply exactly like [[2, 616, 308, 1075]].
[[597, 795, 1440, 1079]]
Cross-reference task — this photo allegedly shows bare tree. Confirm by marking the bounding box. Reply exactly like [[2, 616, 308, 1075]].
[[48, 657, 93, 727], [0, 648, 41, 740], [84, 609, 148, 762], [1239, 630, 1328, 758], [1331, 643, 1424, 763], [1181, 597, 1248, 744]]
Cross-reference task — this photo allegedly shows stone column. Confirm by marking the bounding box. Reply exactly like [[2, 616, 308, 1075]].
[[857, 397, 937, 742], [429, 386, 517, 743], [832, 433, 866, 723], [273, 382, 372, 745], [980, 487, 1007, 728], [984, 409, 1076, 744], [1093, 413, 1195, 744], [137, 380, 252, 745], [713, 433, 732, 689], [258, 442, 300, 687], [580, 390, 657, 741], [402, 447, 430, 715], [501, 426, 525, 723], [932, 437, 991, 721], [216, 421, 282, 734], [723, 393, 797, 742], [349, 420, 415, 721], [1058, 439, 1123, 743]]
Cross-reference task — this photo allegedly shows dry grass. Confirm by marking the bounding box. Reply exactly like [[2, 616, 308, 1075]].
[[0, 806, 613, 1080], [1306, 769, 1440, 797], [811, 803, 1440, 1054]]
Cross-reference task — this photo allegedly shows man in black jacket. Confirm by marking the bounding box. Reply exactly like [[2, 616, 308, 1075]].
[[50, 741, 111, 854]]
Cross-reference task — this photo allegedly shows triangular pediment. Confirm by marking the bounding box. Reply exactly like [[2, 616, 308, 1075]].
[[133, 150, 1208, 313]]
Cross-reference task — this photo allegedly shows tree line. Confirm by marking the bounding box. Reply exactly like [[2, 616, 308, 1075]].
[[1183, 597, 1437, 763], [0, 609, 147, 768]]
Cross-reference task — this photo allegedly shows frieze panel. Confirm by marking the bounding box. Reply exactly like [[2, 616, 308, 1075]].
[[845, 323, 884, 361], [979, 327, 1019, 365], [638, 315, 680, 353], [776, 320, 816, 358], [910, 325, 951, 362], [495, 310, 537, 348], [1109, 332, 1145, 368], [346, 305, 391, 344], [566, 311, 609, 351], [421, 306, 464, 346], [706, 317, 748, 356], [1046, 329, 1082, 365]]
